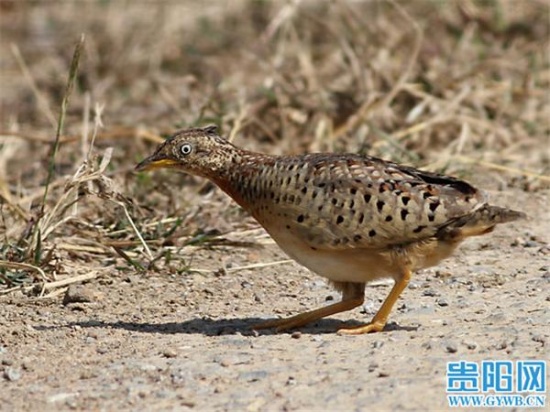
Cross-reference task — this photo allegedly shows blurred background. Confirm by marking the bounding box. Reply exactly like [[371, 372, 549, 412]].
[[0, 0, 548, 286]]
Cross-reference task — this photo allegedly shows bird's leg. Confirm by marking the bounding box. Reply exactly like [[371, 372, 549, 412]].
[[253, 284, 365, 332], [338, 267, 412, 335]]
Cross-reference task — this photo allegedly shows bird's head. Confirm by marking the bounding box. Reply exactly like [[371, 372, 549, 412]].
[[135, 125, 238, 178]]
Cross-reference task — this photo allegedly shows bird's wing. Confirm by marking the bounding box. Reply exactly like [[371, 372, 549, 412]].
[[268, 154, 486, 250]]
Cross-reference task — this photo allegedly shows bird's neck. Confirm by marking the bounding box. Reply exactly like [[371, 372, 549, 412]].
[[207, 149, 277, 210]]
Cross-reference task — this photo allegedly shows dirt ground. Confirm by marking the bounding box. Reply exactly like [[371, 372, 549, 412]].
[[1, 186, 548, 411], [1, 1, 549, 411]]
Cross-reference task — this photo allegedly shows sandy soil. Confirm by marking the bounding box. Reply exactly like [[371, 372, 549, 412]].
[[1, 3, 548, 410], [1, 187, 548, 412]]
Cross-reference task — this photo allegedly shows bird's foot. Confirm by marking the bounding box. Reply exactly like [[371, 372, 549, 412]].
[[337, 320, 386, 335]]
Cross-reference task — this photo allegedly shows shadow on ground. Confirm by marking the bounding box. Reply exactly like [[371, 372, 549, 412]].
[[34, 317, 417, 336]]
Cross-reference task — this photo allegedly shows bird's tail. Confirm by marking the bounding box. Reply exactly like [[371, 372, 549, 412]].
[[438, 204, 526, 240]]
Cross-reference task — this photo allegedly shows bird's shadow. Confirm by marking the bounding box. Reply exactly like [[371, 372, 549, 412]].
[[37, 317, 418, 336]]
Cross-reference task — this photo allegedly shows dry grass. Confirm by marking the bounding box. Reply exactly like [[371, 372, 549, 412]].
[[0, 0, 548, 293]]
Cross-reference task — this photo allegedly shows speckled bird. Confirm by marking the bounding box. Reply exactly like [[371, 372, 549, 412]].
[[136, 125, 525, 334]]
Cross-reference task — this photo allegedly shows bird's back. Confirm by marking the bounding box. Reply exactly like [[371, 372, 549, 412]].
[[228, 153, 519, 251]]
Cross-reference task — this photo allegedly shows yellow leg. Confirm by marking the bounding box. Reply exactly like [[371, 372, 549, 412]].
[[253, 285, 364, 332], [338, 268, 411, 335]]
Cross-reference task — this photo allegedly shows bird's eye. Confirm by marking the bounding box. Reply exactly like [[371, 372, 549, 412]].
[[180, 144, 192, 155]]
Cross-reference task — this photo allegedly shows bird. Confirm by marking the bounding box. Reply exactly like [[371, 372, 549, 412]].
[[135, 125, 525, 334]]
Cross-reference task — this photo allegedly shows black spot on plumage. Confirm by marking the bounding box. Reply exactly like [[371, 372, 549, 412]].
[[429, 201, 440, 212], [350, 188, 357, 195], [402, 196, 411, 205], [332, 198, 338, 205], [376, 200, 385, 213], [354, 235, 362, 242], [297, 215, 305, 223], [349, 200, 355, 209], [413, 225, 426, 233], [286, 225, 291, 230], [336, 215, 344, 225], [401, 209, 409, 220], [301, 187, 307, 195], [368, 229, 377, 237], [364, 194, 372, 203], [358, 213, 365, 224], [385, 215, 393, 222], [428, 214, 435, 222], [288, 194, 295, 203]]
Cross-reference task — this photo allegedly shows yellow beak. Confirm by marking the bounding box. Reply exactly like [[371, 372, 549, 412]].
[[135, 156, 178, 171]]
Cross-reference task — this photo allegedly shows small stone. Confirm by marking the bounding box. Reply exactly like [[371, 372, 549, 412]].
[[96, 347, 109, 355], [446, 342, 458, 353], [463, 340, 478, 350], [378, 371, 390, 378], [79, 369, 98, 379], [511, 237, 524, 247], [437, 298, 449, 307], [372, 340, 384, 349], [239, 370, 268, 382], [21, 358, 33, 371], [361, 301, 377, 314], [422, 289, 437, 297], [531, 335, 546, 345], [63, 285, 96, 306], [4, 367, 21, 381], [291, 331, 302, 339], [87, 331, 99, 339], [241, 281, 253, 289], [162, 349, 177, 358]]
